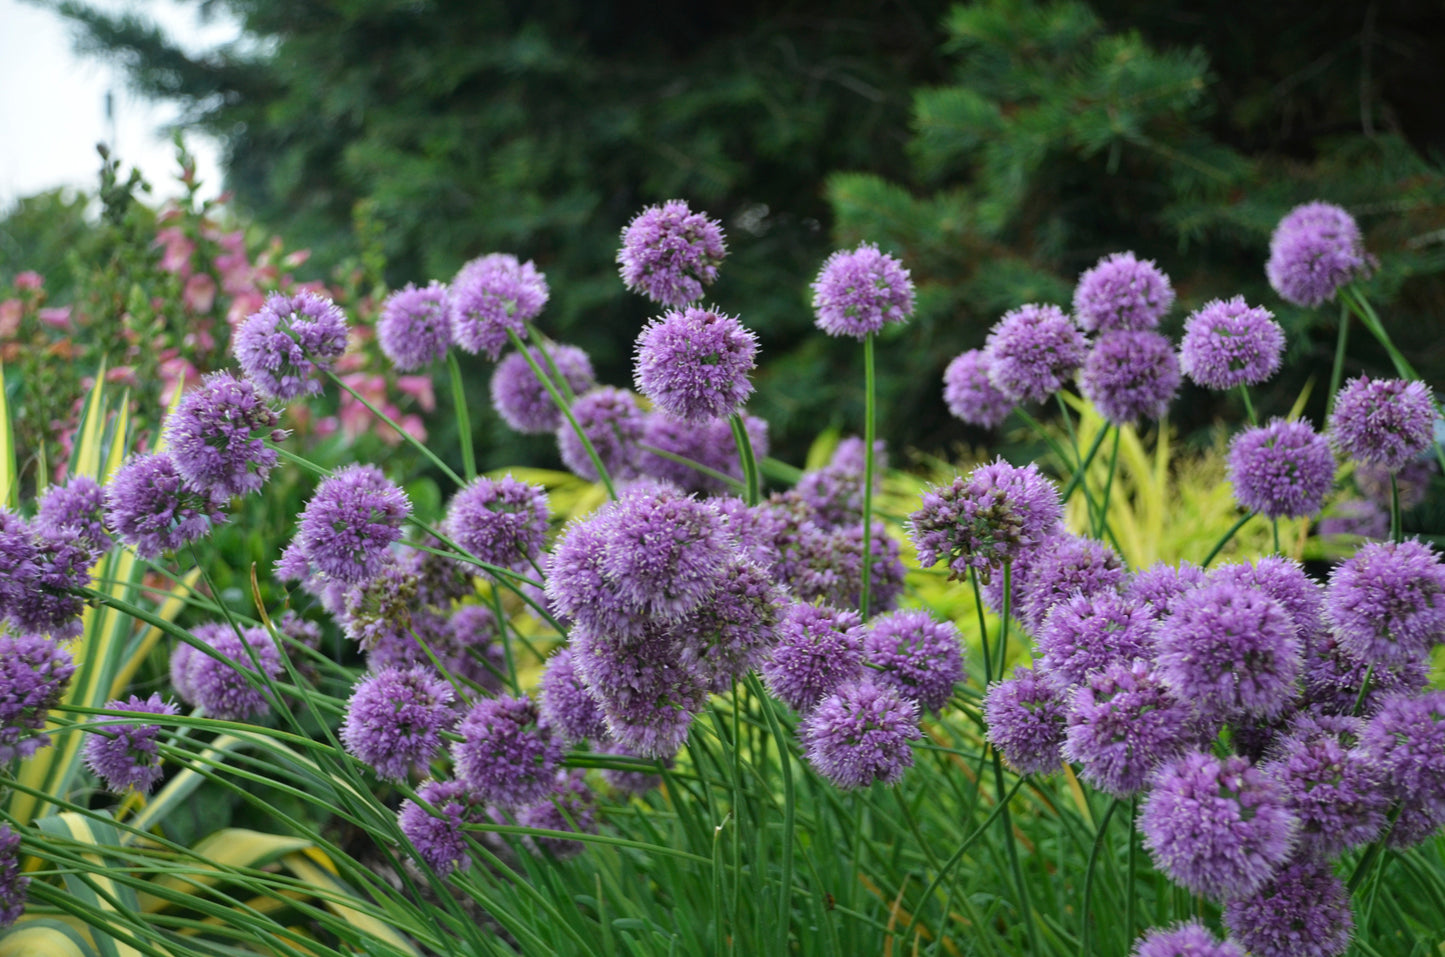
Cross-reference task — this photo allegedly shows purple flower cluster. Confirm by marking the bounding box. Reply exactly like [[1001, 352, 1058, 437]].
[[1064, 660, 1195, 797], [617, 200, 727, 307], [633, 307, 757, 422], [377, 281, 452, 371], [861, 609, 962, 712], [449, 253, 549, 359], [1263, 714, 1387, 858], [1010, 534, 1127, 633], [908, 459, 1062, 580], [490, 343, 596, 434], [171, 623, 284, 721], [1132, 921, 1244, 957], [0, 513, 92, 640], [35, 476, 109, 553], [942, 349, 1013, 429], [445, 474, 549, 569], [0, 633, 75, 761], [105, 453, 228, 559], [1223, 856, 1354, 957], [538, 647, 608, 744], [398, 779, 480, 876], [83, 693, 177, 794], [283, 464, 410, 584], [800, 680, 921, 789], [1227, 419, 1335, 519], [1325, 539, 1445, 667], [1179, 297, 1284, 391], [983, 667, 1066, 776], [234, 290, 350, 400], [557, 387, 645, 482], [636, 412, 769, 495], [1072, 252, 1175, 333], [166, 372, 285, 499], [811, 243, 915, 339], [1267, 201, 1372, 308], [0, 825, 27, 929], [1327, 376, 1436, 472], [762, 602, 864, 712], [1035, 590, 1156, 693], [1078, 331, 1180, 426], [342, 667, 457, 782], [451, 694, 562, 808], [983, 303, 1087, 403]]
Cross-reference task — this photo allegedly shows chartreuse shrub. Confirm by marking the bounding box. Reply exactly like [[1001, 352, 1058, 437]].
[[2, 196, 1445, 957]]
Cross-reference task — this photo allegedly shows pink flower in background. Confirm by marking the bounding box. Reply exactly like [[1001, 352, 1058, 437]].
[[37, 307, 72, 330], [0, 301, 20, 338], [183, 274, 217, 314], [13, 272, 43, 292], [155, 227, 195, 276], [396, 375, 436, 412]]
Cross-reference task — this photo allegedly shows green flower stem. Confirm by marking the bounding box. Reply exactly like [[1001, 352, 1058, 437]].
[[1059, 425, 1110, 505], [1328, 301, 1350, 415], [447, 351, 477, 482], [745, 672, 795, 954], [1097, 425, 1121, 541], [489, 581, 523, 695], [730, 412, 762, 507], [323, 369, 464, 487], [1352, 663, 1376, 718], [1273, 519, 1282, 555], [860, 332, 877, 618], [1202, 511, 1255, 567], [525, 322, 579, 403], [1125, 795, 1139, 946], [1391, 474, 1402, 544], [1080, 798, 1122, 957], [506, 327, 616, 500], [968, 569, 995, 687], [1238, 385, 1258, 427]]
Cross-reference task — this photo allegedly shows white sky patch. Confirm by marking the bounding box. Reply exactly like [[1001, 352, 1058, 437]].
[[0, 0, 241, 209]]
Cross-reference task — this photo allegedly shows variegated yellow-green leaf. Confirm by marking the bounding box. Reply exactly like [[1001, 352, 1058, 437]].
[[0, 363, 17, 509], [33, 814, 149, 957], [0, 919, 99, 957], [281, 851, 419, 957], [138, 829, 313, 914]]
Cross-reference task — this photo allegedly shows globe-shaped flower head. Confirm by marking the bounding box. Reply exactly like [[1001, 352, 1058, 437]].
[[341, 666, 457, 782], [0, 634, 75, 762], [908, 459, 1062, 580], [104, 453, 228, 559], [811, 243, 915, 339], [172, 623, 285, 721], [599, 484, 731, 621], [1328, 376, 1436, 471], [452, 694, 563, 809], [1078, 330, 1181, 426], [449, 253, 549, 360], [286, 464, 410, 584], [1, 825, 29, 929], [445, 474, 549, 569], [1063, 660, 1196, 797], [165, 372, 285, 499], [983, 303, 1088, 403], [633, 307, 758, 422], [861, 609, 963, 712], [490, 343, 596, 434], [34, 475, 109, 553], [1222, 856, 1354, 957], [983, 667, 1067, 776], [1131, 922, 1245, 957], [83, 693, 178, 794], [1141, 751, 1298, 900], [943, 349, 1013, 428], [1035, 590, 1157, 693], [1179, 297, 1285, 390], [377, 281, 452, 371], [800, 680, 922, 789], [761, 602, 865, 712], [1325, 539, 1445, 666], [234, 290, 350, 400], [1266, 201, 1372, 307], [1072, 251, 1175, 332], [397, 779, 480, 876], [617, 200, 727, 307], [556, 387, 645, 482], [1264, 713, 1388, 858], [1227, 418, 1335, 519]]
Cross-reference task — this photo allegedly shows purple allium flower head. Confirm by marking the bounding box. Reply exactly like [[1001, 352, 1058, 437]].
[[786, 519, 906, 614], [983, 303, 1088, 403], [617, 200, 726, 307], [449, 253, 549, 360], [1359, 690, 1445, 816], [338, 565, 420, 654], [446, 474, 549, 569], [1317, 498, 1389, 541], [5, 522, 91, 640], [1227, 419, 1335, 520], [761, 602, 865, 712], [984, 667, 1067, 776], [1079, 330, 1181, 426], [811, 243, 915, 339], [1036, 591, 1157, 693], [341, 666, 457, 782], [0, 634, 75, 762], [517, 770, 598, 859], [794, 437, 886, 529], [1064, 659, 1197, 797], [558, 386, 645, 482], [1155, 580, 1302, 722], [105, 453, 228, 559], [398, 779, 478, 876], [1210, 557, 1327, 657], [233, 290, 349, 400], [1303, 630, 1429, 719], [1328, 376, 1436, 472], [1073, 251, 1175, 333], [1178, 297, 1285, 391], [636, 412, 769, 495], [377, 281, 451, 371], [440, 604, 508, 690], [35, 475, 109, 553], [1264, 713, 1387, 857], [83, 693, 177, 794], [675, 558, 786, 693], [1222, 856, 1354, 957], [633, 307, 757, 422], [0, 511, 37, 617], [1267, 201, 1372, 308], [861, 609, 963, 712], [1325, 539, 1445, 667], [599, 484, 730, 621], [943, 349, 1013, 428], [1131, 921, 1246, 957], [908, 459, 1062, 581], [1356, 458, 1435, 511], [177, 623, 284, 721], [570, 622, 706, 758], [1128, 561, 1207, 620], [165, 372, 284, 499], [289, 464, 410, 584], [490, 343, 596, 434], [1141, 751, 1299, 900], [1015, 535, 1128, 634], [801, 680, 921, 789], [544, 508, 641, 636], [538, 647, 608, 744], [0, 825, 28, 929], [452, 694, 563, 808]]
